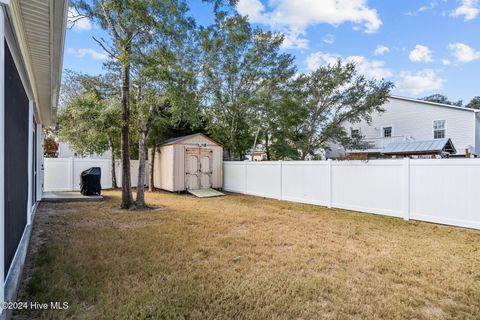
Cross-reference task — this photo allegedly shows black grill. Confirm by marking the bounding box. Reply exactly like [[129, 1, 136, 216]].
[[80, 167, 102, 196]]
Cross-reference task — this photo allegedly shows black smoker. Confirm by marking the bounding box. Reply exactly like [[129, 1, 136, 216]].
[[80, 167, 102, 196]]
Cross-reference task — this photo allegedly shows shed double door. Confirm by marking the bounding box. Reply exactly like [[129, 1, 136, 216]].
[[185, 148, 213, 190]]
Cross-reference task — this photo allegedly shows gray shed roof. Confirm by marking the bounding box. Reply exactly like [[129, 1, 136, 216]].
[[161, 134, 197, 145], [382, 138, 456, 155]]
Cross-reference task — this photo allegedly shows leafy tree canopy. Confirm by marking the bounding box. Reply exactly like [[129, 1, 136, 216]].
[[422, 94, 462, 107], [288, 61, 394, 160], [466, 96, 480, 109], [199, 11, 295, 159], [58, 71, 121, 157]]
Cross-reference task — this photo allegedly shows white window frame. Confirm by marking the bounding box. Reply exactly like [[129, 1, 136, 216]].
[[350, 128, 361, 138], [381, 125, 394, 138], [433, 120, 447, 139]]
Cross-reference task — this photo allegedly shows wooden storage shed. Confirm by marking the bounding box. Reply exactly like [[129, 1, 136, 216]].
[[152, 133, 223, 192]]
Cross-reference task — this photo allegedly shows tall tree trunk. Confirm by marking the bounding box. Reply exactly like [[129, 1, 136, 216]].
[[265, 132, 270, 160], [149, 144, 156, 192], [136, 129, 149, 208], [250, 128, 260, 161], [135, 79, 148, 209], [300, 150, 308, 160], [120, 63, 134, 209], [109, 136, 118, 189]]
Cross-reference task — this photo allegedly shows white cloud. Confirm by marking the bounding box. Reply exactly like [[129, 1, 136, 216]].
[[237, 0, 382, 49], [306, 52, 341, 70], [442, 59, 451, 65], [322, 34, 335, 44], [451, 0, 480, 20], [348, 56, 393, 79], [282, 32, 309, 49], [409, 45, 434, 62], [67, 48, 109, 61], [67, 7, 92, 32], [448, 42, 480, 62], [418, 2, 436, 12], [406, 1, 437, 16], [305, 52, 392, 80], [397, 69, 445, 95], [374, 45, 390, 56]]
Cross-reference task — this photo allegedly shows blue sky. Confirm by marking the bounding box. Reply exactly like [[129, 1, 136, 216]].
[[64, 0, 480, 103]]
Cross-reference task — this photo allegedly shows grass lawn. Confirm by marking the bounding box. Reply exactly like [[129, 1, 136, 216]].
[[15, 190, 480, 319]]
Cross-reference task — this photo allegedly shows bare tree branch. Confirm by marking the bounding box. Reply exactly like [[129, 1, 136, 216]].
[[92, 36, 119, 60]]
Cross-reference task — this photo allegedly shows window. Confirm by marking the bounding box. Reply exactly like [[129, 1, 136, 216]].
[[433, 120, 446, 139], [351, 129, 360, 137], [383, 127, 392, 138]]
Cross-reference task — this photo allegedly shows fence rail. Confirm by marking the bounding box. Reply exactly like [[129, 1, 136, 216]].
[[44, 158, 149, 191], [223, 159, 480, 230]]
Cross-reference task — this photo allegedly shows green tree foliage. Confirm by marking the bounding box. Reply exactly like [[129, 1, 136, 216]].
[[466, 96, 480, 109], [199, 12, 295, 159], [422, 94, 463, 106], [74, 0, 171, 208], [129, 1, 199, 208], [62, 1, 396, 201], [75, 0, 200, 208], [58, 71, 122, 187], [263, 79, 307, 160], [288, 62, 394, 160]]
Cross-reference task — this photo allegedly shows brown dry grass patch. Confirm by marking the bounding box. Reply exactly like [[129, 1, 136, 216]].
[[14, 190, 480, 319]]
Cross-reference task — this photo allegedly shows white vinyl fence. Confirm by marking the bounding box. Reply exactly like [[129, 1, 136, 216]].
[[224, 159, 480, 230], [44, 158, 149, 191]]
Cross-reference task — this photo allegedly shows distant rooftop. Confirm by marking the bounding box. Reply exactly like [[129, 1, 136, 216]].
[[389, 95, 480, 113]]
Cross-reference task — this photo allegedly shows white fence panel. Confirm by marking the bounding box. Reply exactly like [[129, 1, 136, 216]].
[[44, 158, 72, 191], [223, 159, 480, 230], [409, 159, 480, 229], [282, 161, 329, 206], [246, 162, 281, 198], [44, 158, 148, 192], [223, 162, 246, 193], [331, 160, 404, 218]]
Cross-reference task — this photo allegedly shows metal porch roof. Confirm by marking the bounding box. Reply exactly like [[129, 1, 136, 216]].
[[382, 138, 456, 155]]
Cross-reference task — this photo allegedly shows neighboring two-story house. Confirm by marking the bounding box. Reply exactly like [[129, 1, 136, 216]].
[[328, 96, 480, 159]]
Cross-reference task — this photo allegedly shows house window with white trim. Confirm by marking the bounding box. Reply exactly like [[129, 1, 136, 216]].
[[383, 127, 392, 138], [351, 128, 360, 138], [433, 120, 446, 139]]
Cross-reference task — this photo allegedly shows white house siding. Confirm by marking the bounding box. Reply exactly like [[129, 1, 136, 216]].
[[339, 97, 478, 156], [476, 114, 480, 156]]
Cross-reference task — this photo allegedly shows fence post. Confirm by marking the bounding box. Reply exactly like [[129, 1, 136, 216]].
[[278, 160, 283, 200], [244, 160, 248, 194], [403, 157, 410, 221], [327, 159, 332, 208], [69, 157, 75, 191]]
